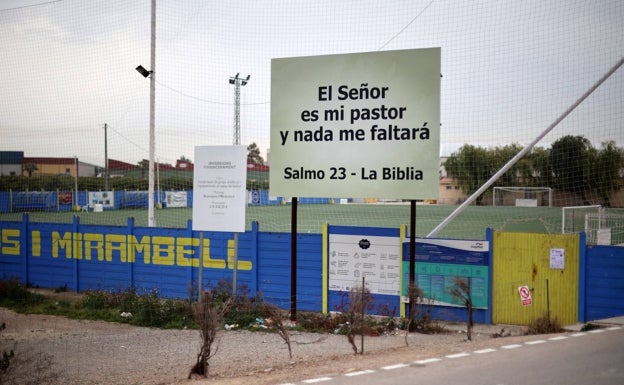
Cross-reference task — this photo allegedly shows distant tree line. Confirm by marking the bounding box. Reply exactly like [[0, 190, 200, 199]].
[[444, 135, 624, 206]]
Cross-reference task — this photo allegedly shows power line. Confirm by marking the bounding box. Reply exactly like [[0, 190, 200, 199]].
[[0, 0, 63, 12], [378, 0, 435, 50]]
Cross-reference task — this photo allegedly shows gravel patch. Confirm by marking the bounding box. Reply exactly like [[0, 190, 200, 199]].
[[0, 307, 530, 385]]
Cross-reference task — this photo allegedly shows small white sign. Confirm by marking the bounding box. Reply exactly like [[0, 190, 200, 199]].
[[518, 285, 532, 306], [192, 145, 247, 232], [549, 248, 565, 270]]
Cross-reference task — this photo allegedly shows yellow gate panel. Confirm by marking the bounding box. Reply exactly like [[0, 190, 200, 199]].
[[492, 231, 579, 326]]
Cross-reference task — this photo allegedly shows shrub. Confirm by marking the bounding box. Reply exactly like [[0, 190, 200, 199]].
[[526, 313, 563, 335]]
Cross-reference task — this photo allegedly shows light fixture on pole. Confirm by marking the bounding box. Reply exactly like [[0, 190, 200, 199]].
[[135, 65, 152, 78], [229, 73, 250, 145]]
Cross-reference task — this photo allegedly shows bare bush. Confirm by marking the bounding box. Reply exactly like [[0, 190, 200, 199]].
[[261, 303, 293, 359], [404, 283, 423, 345], [526, 313, 563, 335], [343, 283, 374, 354], [449, 276, 474, 340], [188, 291, 232, 378]]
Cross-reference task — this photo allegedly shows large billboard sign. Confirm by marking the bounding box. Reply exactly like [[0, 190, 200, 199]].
[[270, 48, 440, 199]]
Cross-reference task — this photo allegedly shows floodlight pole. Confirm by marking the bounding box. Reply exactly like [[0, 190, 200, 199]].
[[228, 73, 250, 297], [147, 0, 156, 227], [229, 73, 250, 146]]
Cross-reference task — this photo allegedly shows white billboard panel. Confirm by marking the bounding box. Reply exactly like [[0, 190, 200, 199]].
[[270, 48, 440, 199]]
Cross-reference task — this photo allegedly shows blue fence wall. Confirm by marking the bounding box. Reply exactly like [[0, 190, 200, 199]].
[[3, 215, 623, 322], [582, 244, 624, 321], [0, 215, 325, 310]]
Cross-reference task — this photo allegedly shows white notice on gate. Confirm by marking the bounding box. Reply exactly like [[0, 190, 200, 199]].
[[549, 248, 565, 270]]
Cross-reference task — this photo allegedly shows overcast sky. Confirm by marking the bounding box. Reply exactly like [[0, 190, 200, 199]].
[[1, 0, 622, 167]]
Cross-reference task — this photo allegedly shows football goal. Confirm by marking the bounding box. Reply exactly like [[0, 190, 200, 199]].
[[583, 212, 624, 246], [492, 187, 552, 207], [561, 205, 602, 235]]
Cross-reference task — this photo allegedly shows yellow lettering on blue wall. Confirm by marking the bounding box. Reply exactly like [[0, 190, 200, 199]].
[[176, 237, 199, 267], [227, 239, 252, 271], [105, 234, 127, 262], [202, 238, 226, 269], [152, 236, 175, 266], [73, 232, 83, 260], [84, 233, 104, 261], [31, 231, 40, 257], [1, 229, 20, 256], [52, 231, 72, 258], [128, 235, 150, 263]]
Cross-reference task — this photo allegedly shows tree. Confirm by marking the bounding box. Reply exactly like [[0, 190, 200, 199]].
[[247, 142, 264, 165], [549, 135, 592, 201], [444, 144, 492, 205], [23, 163, 38, 177], [588, 141, 624, 207], [490, 144, 523, 187], [137, 159, 149, 178], [526, 147, 552, 187]]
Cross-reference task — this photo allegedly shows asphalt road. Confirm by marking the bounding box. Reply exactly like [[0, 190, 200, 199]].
[[288, 327, 624, 385]]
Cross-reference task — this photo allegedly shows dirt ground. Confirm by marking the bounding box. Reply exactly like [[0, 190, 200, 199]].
[[0, 292, 536, 385]]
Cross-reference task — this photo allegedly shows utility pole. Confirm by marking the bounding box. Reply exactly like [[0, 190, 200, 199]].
[[229, 73, 250, 145], [104, 123, 109, 191], [134, 0, 156, 227]]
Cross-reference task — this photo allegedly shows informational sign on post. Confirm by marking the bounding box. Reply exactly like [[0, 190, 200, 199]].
[[192, 145, 247, 232], [270, 48, 440, 199], [328, 233, 401, 296]]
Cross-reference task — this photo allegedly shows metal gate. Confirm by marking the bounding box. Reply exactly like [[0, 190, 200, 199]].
[[492, 231, 579, 325]]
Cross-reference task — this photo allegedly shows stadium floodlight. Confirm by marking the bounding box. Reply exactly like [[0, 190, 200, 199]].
[[229, 73, 250, 145], [135, 65, 152, 78], [229, 73, 240, 84]]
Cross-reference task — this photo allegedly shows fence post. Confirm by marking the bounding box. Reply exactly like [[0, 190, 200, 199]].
[[360, 276, 365, 355], [127, 216, 135, 289], [72, 215, 80, 292], [250, 221, 259, 297], [20, 213, 30, 284]]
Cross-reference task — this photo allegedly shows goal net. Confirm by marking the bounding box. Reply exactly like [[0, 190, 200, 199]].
[[584, 213, 624, 246], [493, 187, 552, 207], [0, 1, 622, 238], [562, 205, 602, 234]]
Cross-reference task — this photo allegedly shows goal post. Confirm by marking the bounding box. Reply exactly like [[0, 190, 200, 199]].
[[492, 187, 552, 207], [561, 205, 602, 234]]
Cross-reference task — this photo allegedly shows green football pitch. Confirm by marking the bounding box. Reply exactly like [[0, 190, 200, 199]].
[[0, 204, 577, 239]]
